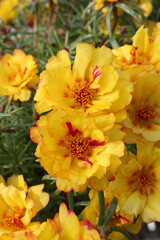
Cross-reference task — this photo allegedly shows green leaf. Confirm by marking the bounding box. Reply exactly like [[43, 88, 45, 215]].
[[74, 201, 90, 207], [82, 2, 96, 19], [42, 175, 56, 181], [110, 37, 119, 49], [98, 191, 105, 226], [64, 30, 69, 47], [104, 196, 118, 226], [115, 3, 141, 23], [106, 6, 113, 39], [0, 113, 11, 117]]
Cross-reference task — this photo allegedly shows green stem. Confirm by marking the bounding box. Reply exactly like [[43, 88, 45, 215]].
[[98, 191, 105, 226], [108, 226, 135, 240], [67, 191, 74, 211]]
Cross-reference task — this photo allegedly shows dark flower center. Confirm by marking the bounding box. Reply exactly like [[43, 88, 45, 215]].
[[135, 104, 156, 122]]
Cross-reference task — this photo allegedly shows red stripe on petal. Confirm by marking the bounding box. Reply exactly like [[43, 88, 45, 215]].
[[79, 157, 93, 166], [119, 215, 130, 223], [90, 140, 105, 146], [90, 66, 101, 84], [23, 67, 27, 74], [66, 122, 76, 136]]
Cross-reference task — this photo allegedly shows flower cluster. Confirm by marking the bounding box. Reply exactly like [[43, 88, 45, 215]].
[[1, 0, 160, 238], [113, 23, 160, 143], [31, 43, 133, 192], [8, 203, 105, 240]]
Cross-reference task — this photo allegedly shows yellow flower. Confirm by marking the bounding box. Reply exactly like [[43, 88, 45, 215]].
[[0, 175, 49, 237], [93, 0, 117, 11], [30, 109, 124, 192], [13, 203, 105, 240], [109, 141, 160, 223], [113, 23, 160, 73], [123, 71, 160, 143], [82, 188, 142, 240], [52, 203, 105, 240], [0, 49, 38, 101], [138, 0, 152, 17], [93, 0, 152, 17], [0, 0, 27, 23], [34, 43, 133, 121]]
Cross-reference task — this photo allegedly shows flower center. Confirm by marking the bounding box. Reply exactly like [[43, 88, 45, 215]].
[[72, 66, 101, 108], [3, 206, 25, 231], [73, 83, 97, 106], [65, 122, 105, 165], [130, 46, 149, 65], [135, 104, 156, 122], [66, 135, 91, 158], [138, 175, 151, 194]]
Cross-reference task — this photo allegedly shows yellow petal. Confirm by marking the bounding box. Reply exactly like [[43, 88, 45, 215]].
[[122, 191, 147, 217], [59, 204, 80, 240], [27, 184, 49, 218], [132, 26, 149, 55], [73, 43, 94, 80], [7, 175, 28, 192], [13, 87, 31, 102]]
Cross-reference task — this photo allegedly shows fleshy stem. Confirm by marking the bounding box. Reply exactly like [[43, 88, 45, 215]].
[[67, 191, 74, 211], [98, 191, 105, 226], [107, 226, 135, 240]]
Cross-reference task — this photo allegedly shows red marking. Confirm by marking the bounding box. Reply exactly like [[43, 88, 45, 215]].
[[25, 232, 35, 237], [64, 92, 69, 97], [150, 188, 154, 194], [23, 67, 27, 74], [119, 215, 130, 223], [59, 140, 65, 146], [79, 157, 93, 166], [90, 66, 101, 84], [68, 209, 73, 215], [108, 176, 115, 182], [84, 219, 91, 229], [66, 122, 78, 137], [152, 172, 155, 178], [90, 140, 105, 146], [128, 180, 134, 186], [132, 171, 138, 177]]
